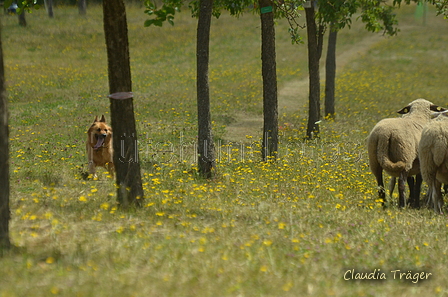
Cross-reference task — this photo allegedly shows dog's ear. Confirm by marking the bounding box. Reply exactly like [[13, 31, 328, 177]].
[[100, 115, 106, 123], [93, 116, 99, 123]]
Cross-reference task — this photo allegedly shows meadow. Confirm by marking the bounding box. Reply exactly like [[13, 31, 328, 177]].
[[1, 3, 448, 296]]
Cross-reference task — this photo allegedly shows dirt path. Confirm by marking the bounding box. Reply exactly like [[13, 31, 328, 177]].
[[223, 33, 385, 143]]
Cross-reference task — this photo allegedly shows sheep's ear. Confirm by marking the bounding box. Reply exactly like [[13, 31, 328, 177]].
[[430, 105, 447, 112], [397, 105, 411, 114]]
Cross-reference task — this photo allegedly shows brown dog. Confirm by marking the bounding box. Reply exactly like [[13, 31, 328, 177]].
[[86, 115, 114, 178]]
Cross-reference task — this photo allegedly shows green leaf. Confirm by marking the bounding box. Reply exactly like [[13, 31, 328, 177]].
[[154, 20, 163, 27], [144, 19, 155, 27], [165, 6, 176, 15], [145, 9, 154, 16], [4, 0, 13, 8], [167, 16, 174, 26]]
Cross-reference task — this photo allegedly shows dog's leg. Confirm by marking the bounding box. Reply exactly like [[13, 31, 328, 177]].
[[88, 161, 97, 179], [107, 162, 115, 178]]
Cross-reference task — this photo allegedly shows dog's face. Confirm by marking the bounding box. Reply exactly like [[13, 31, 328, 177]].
[[88, 115, 112, 150]]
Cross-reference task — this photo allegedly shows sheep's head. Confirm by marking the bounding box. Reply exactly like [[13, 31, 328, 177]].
[[397, 98, 446, 117]]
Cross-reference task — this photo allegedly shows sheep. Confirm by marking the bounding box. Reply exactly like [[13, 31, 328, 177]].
[[418, 112, 448, 213], [367, 99, 446, 208]]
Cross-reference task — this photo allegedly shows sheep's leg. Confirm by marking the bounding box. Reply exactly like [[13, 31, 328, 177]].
[[425, 187, 433, 208], [433, 180, 444, 214], [373, 167, 386, 203], [398, 171, 408, 208], [406, 176, 415, 207], [412, 173, 422, 209], [426, 173, 437, 209], [389, 176, 414, 202], [388, 177, 396, 198]]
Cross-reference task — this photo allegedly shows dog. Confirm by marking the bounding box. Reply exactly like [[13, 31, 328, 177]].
[[86, 115, 114, 179]]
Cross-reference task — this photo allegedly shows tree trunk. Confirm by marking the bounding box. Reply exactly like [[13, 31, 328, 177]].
[[305, 3, 321, 139], [46, 0, 54, 18], [103, 0, 132, 93], [18, 11, 26, 27], [0, 23, 10, 250], [196, 0, 215, 178], [259, 0, 278, 161], [103, 0, 144, 207], [317, 23, 324, 61], [79, 0, 87, 16], [325, 26, 337, 119]]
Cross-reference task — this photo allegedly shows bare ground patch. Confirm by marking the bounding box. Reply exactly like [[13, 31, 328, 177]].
[[223, 33, 387, 143]]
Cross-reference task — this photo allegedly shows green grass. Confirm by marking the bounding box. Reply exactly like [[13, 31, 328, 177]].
[[1, 3, 448, 297]]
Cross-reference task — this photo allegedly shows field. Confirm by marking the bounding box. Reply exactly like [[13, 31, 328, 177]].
[[1, 3, 448, 296]]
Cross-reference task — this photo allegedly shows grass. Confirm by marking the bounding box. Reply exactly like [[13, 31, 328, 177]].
[[1, 3, 448, 297]]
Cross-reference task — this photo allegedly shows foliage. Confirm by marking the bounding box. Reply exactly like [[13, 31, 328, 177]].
[[392, 0, 448, 18], [358, 1, 398, 35], [4, 0, 41, 13], [275, 0, 306, 44], [143, 0, 254, 26], [144, 1, 180, 26], [316, 0, 358, 30], [276, 0, 401, 46], [433, 0, 448, 17]]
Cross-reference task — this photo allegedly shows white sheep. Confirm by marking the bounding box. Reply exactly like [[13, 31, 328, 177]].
[[367, 99, 446, 208], [418, 112, 448, 213]]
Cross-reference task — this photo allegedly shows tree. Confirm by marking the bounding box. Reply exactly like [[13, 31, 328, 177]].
[[278, 0, 325, 138], [79, 0, 87, 16], [0, 22, 10, 251], [18, 10, 26, 27], [145, 0, 276, 162], [144, 0, 216, 177], [304, 1, 324, 139], [280, 0, 400, 129], [44, 0, 54, 18], [103, 0, 144, 207], [259, 0, 278, 160], [144, 0, 252, 172], [324, 24, 337, 119], [322, 0, 402, 119], [319, 0, 359, 120], [196, 0, 215, 178]]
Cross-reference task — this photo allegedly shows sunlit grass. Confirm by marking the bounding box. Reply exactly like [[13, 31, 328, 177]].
[[1, 3, 448, 297]]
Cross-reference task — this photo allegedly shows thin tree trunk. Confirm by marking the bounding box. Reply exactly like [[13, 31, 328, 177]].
[[325, 26, 337, 119], [103, 0, 144, 207], [18, 11, 26, 27], [79, 0, 87, 16], [46, 0, 54, 18], [305, 3, 321, 139], [0, 22, 10, 250], [317, 23, 324, 61], [196, 0, 215, 178], [259, 0, 278, 161]]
